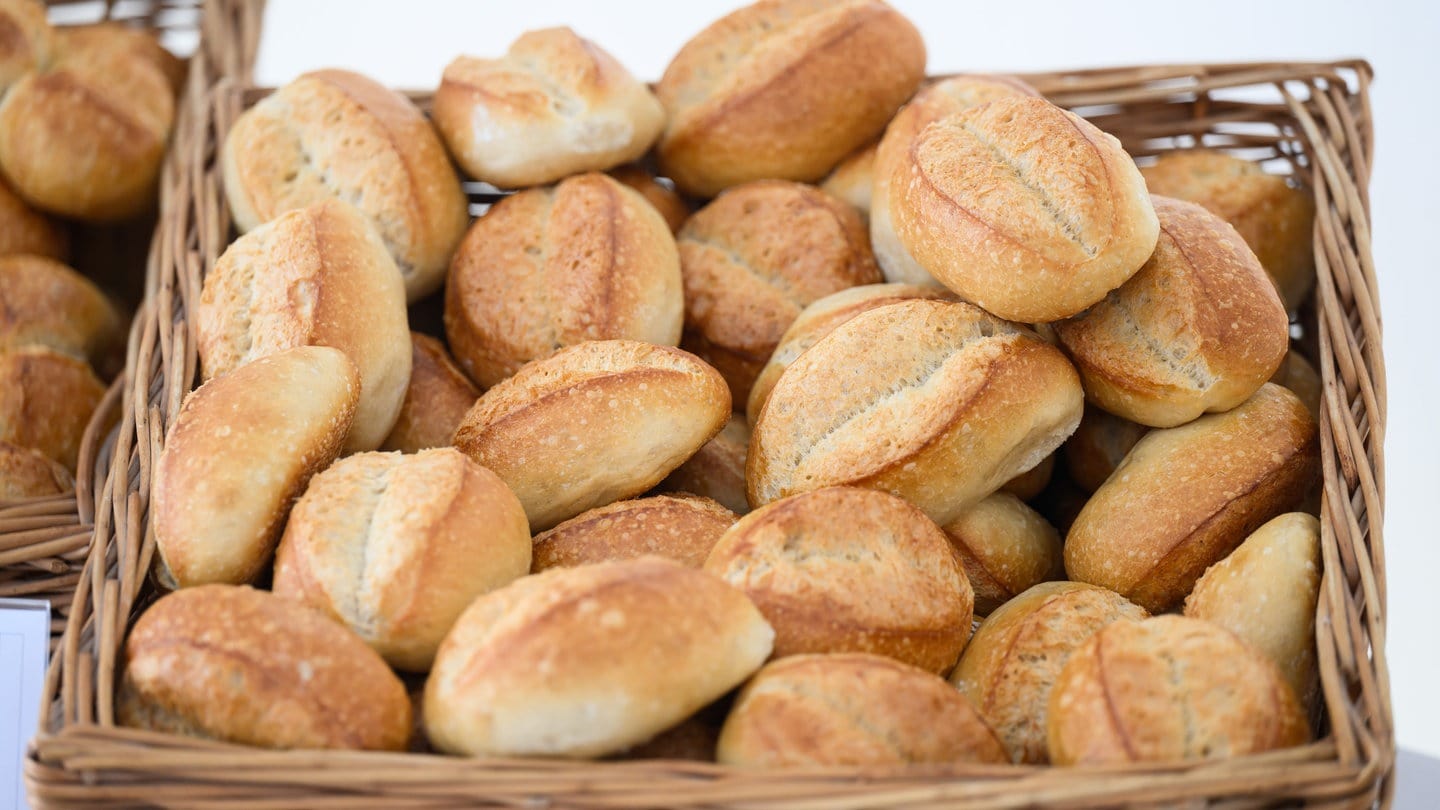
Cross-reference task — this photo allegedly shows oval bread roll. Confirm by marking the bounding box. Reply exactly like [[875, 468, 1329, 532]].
[[533, 493, 736, 572], [1, 255, 122, 373], [0, 175, 66, 259], [659, 411, 750, 515], [609, 165, 690, 234], [0, 345, 105, 471], [380, 333, 479, 454], [1063, 406, 1148, 493], [820, 142, 878, 216], [0, 0, 51, 92], [0, 440, 73, 499], [999, 453, 1054, 502], [943, 493, 1063, 616]]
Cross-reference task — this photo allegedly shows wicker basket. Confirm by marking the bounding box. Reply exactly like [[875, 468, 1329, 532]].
[[26, 54, 1389, 808]]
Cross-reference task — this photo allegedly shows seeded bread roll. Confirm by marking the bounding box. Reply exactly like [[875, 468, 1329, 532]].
[[0, 0, 50, 92], [533, 493, 736, 572], [718, 653, 1008, 768], [999, 453, 1054, 501], [656, 0, 925, 197], [0, 175, 66, 259], [659, 411, 750, 515], [425, 556, 774, 758], [942, 493, 1064, 616], [1065, 384, 1319, 613], [153, 346, 359, 589], [53, 22, 185, 94], [445, 173, 682, 388], [222, 69, 468, 302], [380, 333, 479, 454], [0, 346, 105, 472], [434, 28, 664, 189], [453, 340, 730, 531], [0, 255, 122, 374], [0, 440, 73, 499], [118, 584, 411, 751], [1063, 406, 1149, 493], [749, 299, 1083, 525], [609, 165, 691, 233], [1047, 615, 1309, 765], [820, 142, 878, 216]]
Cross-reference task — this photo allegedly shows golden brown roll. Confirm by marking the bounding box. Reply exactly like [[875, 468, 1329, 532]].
[[1055, 196, 1289, 427], [1063, 406, 1149, 493], [1142, 150, 1316, 312], [118, 584, 411, 751], [0, 0, 50, 91], [52, 22, 185, 94], [433, 27, 664, 188], [0, 345, 105, 471], [380, 333, 479, 453], [0, 439, 73, 499], [609, 165, 691, 234], [453, 340, 730, 531], [616, 715, 719, 762], [0, 175, 66, 259], [999, 453, 1054, 502], [0, 254, 122, 372], [658, 411, 749, 515], [749, 299, 1083, 525], [1065, 384, 1319, 613], [153, 346, 359, 589], [273, 448, 531, 672], [197, 199, 411, 453], [718, 653, 1008, 768], [425, 556, 774, 758], [444, 172, 682, 388], [820, 142, 878, 216], [890, 96, 1159, 322], [1047, 615, 1309, 765], [656, 0, 925, 197], [704, 486, 973, 674], [949, 581, 1146, 763], [533, 493, 736, 572], [222, 69, 468, 302], [678, 180, 880, 404], [943, 493, 1063, 616], [1271, 348, 1322, 420]]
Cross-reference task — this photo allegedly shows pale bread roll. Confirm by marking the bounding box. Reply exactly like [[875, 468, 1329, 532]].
[[999, 453, 1054, 502], [820, 142, 877, 216], [380, 333, 479, 454], [942, 493, 1063, 616], [0, 440, 73, 499], [532, 493, 736, 572], [609, 165, 690, 234], [0, 174, 66, 259], [659, 411, 749, 515], [0, 0, 50, 91], [1062, 406, 1148, 493], [0, 345, 105, 471], [0, 255, 122, 373]]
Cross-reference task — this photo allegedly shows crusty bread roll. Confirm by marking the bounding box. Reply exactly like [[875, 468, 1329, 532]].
[[943, 493, 1063, 616], [1142, 150, 1316, 312], [659, 411, 749, 515], [749, 299, 1083, 525], [1063, 406, 1148, 493], [222, 69, 468, 302], [0, 174, 66, 259], [118, 584, 411, 751], [705, 486, 974, 674], [445, 172, 682, 388], [0, 439, 73, 499], [0, 345, 105, 472], [453, 340, 730, 531], [718, 653, 1008, 767], [0, 255, 122, 373], [0, 0, 50, 91], [533, 493, 735, 572], [153, 346, 359, 588], [1271, 348, 1321, 420], [53, 22, 185, 94], [820, 142, 877, 216], [999, 453, 1054, 502], [273, 448, 531, 672], [197, 199, 411, 453], [949, 581, 1146, 763], [1055, 196, 1289, 427], [425, 556, 774, 758], [380, 333, 479, 453], [434, 28, 664, 189], [609, 165, 691, 234], [678, 180, 880, 404], [1047, 615, 1309, 764], [616, 715, 720, 762], [656, 0, 925, 197], [890, 96, 1159, 321], [1065, 384, 1319, 613]]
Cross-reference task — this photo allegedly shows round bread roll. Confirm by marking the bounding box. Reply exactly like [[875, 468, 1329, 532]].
[[1271, 349, 1321, 420], [0, 345, 105, 472], [118, 584, 411, 751], [0, 254, 122, 372], [943, 493, 1063, 616], [609, 165, 690, 233], [1142, 150, 1316, 312], [273, 448, 531, 672], [704, 486, 974, 674], [890, 96, 1159, 322], [222, 69, 468, 302], [1055, 196, 1289, 428], [820, 142, 878, 216], [659, 411, 749, 515], [949, 581, 1147, 763], [433, 27, 664, 189], [533, 493, 736, 572], [749, 299, 1084, 525], [0, 175, 66, 259], [153, 346, 359, 589], [678, 180, 880, 404], [656, 0, 925, 198], [197, 199, 411, 453], [1047, 615, 1309, 765], [444, 172, 682, 388], [999, 453, 1054, 501], [425, 556, 774, 758], [718, 653, 1008, 768], [1065, 383, 1319, 613], [0, 439, 73, 499], [380, 333, 479, 454], [1063, 406, 1149, 493], [0, 0, 50, 92], [52, 22, 185, 94], [453, 340, 730, 531]]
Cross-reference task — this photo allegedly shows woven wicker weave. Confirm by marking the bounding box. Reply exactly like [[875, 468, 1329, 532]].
[[26, 52, 1389, 808]]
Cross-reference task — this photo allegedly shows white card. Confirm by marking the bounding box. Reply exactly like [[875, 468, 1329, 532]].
[[0, 600, 50, 810]]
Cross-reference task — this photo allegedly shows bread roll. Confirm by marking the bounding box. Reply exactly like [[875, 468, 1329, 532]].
[[433, 28, 664, 188], [425, 556, 774, 757], [1047, 615, 1309, 764], [0, 255, 122, 372], [118, 584, 411, 751], [718, 653, 1008, 767], [656, 0, 925, 197], [0, 346, 105, 471], [380, 333, 479, 453], [445, 173, 682, 388], [0, 174, 66, 259], [153, 346, 359, 589], [943, 493, 1063, 616], [949, 581, 1146, 763], [705, 486, 973, 674], [1065, 384, 1319, 612], [659, 411, 749, 515], [1271, 349, 1321, 420], [749, 299, 1083, 525], [1031, 466, 1091, 536], [890, 96, 1159, 321], [1063, 406, 1148, 493], [0, 0, 50, 91], [609, 165, 690, 233], [453, 340, 730, 531], [53, 22, 184, 94], [197, 199, 410, 453], [222, 69, 468, 302], [0, 439, 73, 499], [616, 715, 719, 762], [533, 493, 735, 572], [820, 142, 877, 216], [999, 453, 1054, 501], [678, 180, 880, 404]]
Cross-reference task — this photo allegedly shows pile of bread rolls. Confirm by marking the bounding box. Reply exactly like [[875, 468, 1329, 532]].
[[119, 0, 1326, 771]]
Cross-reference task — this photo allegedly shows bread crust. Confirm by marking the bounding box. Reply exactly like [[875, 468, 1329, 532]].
[[659, 411, 750, 515], [379, 333, 479, 453], [1062, 405, 1149, 493], [0, 439, 73, 498], [52, 22, 184, 94], [0, 0, 51, 92], [533, 492, 736, 571], [609, 165, 691, 233], [0, 254, 122, 372], [820, 141, 878, 215], [0, 174, 66, 259], [0, 345, 105, 471], [942, 493, 1063, 616]]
